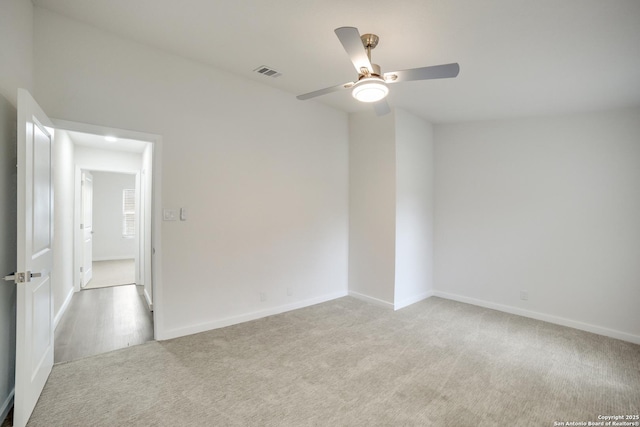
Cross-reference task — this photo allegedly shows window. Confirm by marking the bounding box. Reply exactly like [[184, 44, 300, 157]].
[[122, 189, 136, 238]]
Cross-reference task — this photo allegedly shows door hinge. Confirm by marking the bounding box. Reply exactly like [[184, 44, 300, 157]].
[[80, 223, 84, 229], [3, 271, 42, 284], [80, 266, 83, 273]]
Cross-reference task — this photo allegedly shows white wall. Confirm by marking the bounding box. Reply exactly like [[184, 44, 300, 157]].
[[52, 130, 75, 327], [0, 0, 33, 107], [0, 0, 34, 420], [434, 107, 640, 343], [91, 171, 136, 261], [394, 109, 435, 309], [348, 109, 435, 310], [34, 8, 349, 339], [348, 112, 396, 306]]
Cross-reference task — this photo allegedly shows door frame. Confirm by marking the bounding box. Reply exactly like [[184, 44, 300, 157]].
[[79, 170, 93, 288], [52, 119, 163, 339]]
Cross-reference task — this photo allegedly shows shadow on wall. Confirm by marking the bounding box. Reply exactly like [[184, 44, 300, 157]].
[[0, 94, 18, 421]]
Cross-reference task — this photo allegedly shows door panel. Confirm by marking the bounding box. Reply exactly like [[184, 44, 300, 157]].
[[33, 124, 52, 254], [14, 89, 55, 427], [32, 277, 52, 369]]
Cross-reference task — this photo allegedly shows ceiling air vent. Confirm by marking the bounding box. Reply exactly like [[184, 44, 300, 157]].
[[254, 65, 282, 78]]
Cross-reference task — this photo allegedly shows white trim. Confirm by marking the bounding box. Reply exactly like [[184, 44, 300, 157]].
[[143, 288, 153, 312], [157, 290, 348, 341], [394, 290, 434, 311], [53, 285, 74, 330], [92, 256, 136, 262], [433, 291, 640, 345], [149, 137, 162, 340], [52, 120, 160, 144], [0, 388, 13, 425], [348, 290, 394, 309], [73, 166, 82, 293]]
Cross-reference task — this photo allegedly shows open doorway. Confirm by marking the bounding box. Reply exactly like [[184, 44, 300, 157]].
[[51, 123, 158, 363], [81, 170, 136, 290]]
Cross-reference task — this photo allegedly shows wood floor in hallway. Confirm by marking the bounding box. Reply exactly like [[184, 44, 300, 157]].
[[54, 284, 154, 363], [83, 259, 135, 290]]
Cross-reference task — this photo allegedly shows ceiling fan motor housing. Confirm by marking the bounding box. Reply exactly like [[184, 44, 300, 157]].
[[359, 63, 383, 79]]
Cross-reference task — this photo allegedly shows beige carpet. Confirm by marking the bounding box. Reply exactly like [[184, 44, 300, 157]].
[[83, 259, 135, 289], [27, 297, 640, 426]]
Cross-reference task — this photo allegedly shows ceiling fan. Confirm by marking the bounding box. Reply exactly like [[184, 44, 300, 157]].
[[296, 26, 460, 116]]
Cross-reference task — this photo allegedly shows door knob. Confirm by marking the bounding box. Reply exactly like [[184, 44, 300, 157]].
[[3, 271, 41, 283]]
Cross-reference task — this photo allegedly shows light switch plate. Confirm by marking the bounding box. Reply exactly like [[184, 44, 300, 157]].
[[163, 209, 177, 221], [180, 208, 187, 221]]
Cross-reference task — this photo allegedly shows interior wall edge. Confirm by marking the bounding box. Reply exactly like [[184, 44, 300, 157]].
[[157, 290, 348, 341], [394, 291, 434, 311], [53, 285, 74, 331], [348, 290, 394, 310], [433, 291, 640, 345], [143, 289, 153, 311]]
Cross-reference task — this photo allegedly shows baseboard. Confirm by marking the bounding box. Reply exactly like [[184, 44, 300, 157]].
[[54, 285, 75, 330], [433, 291, 640, 345], [143, 288, 153, 311], [348, 291, 394, 309], [92, 256, 135, 262], [158, 290, 349, 340], [394, 290, 434, 311], [0, 388, 14, 425]]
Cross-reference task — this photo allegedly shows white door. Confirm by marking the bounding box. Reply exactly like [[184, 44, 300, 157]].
[[81, 171, 93, 286], [13, 89, 55, 427]]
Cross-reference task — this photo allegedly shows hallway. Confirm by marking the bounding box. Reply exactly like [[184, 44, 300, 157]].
[[54, 285, 153, 363]]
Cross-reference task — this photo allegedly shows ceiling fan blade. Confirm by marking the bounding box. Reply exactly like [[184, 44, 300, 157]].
[[296, 81, 354, 101], [334, 27, 374, 74], [385, 63, 460, 83], [373, 100, 391, 116]]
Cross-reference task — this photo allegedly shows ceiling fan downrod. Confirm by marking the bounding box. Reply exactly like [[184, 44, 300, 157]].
[[360, 33, 379, 60], [359, 33, 381, 78]]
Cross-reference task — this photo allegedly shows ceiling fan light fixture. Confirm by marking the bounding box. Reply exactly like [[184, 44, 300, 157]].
[[352, 78, 389, 103]]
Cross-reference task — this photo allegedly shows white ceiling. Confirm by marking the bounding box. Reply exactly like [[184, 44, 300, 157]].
[[33, 0, 640, 123], [66, 130, 149, 153]]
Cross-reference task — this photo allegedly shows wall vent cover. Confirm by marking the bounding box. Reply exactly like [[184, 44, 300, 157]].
[[254, 65, 282, 78]]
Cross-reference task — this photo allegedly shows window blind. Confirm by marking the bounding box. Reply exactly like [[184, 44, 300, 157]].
[[122, 189, 136, 238]]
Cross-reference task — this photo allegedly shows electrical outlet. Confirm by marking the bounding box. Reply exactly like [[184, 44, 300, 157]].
[[286, 287, 293, 296], [260, 292, 267, 302], [520, 290, 528, 301]]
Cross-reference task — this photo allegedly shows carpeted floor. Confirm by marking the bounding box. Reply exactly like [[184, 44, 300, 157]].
[[83, 259, 135, 289], [27, 297, 640, 426]]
